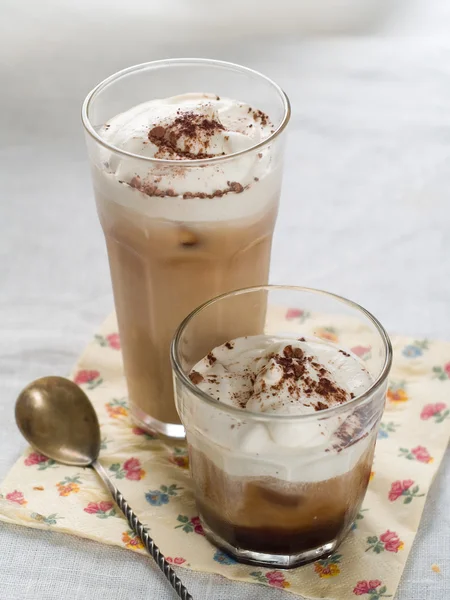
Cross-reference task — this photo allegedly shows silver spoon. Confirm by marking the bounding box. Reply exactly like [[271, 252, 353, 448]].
[[15, 376, 193, 600]]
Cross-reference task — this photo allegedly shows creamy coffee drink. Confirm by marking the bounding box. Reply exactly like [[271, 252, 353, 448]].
[[188, 335, 376, 562], [90, 94, 283, 433]]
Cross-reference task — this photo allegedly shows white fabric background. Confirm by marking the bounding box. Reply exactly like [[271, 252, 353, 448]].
[[0, 0, 449, 598]]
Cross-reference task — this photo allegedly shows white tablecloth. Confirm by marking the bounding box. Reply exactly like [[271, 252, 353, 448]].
[[1, 0, 449, 598]]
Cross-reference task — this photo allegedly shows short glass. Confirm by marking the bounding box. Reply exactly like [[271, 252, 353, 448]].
[[82, 59, 290, 438], [171, 285, 392, 568]]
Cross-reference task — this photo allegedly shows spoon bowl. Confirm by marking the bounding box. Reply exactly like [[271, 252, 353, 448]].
[[16, 376, 100, 466], [15, 375, 193, 600]]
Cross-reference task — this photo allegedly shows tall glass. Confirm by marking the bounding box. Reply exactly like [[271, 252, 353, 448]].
[[82, 59, 290, 438], [171, 286, 392, 567]]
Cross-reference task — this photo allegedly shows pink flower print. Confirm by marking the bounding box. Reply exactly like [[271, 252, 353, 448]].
[[125, 469, 142, 481], [106, 333, 121, 349], [24, 452, 48, 466], [399, 445, 434, 463], [132, 427, 145, 435], [97, 500, 114, 512], [24, 451, 57, 470], [421, 402, 446, 419], [286, 308, 303, 320], [351, 345, 372, 359], [411, 446, 433, 464], [6, 490, 27, 505], [84, 501, 114, 514], [353, 580, 383, 595], [124, 457, 146, 481], [388, 479, 413, 501], [250, 570, 290, 589], [74, 369, 103, 389], [420, 402, 448, 423], [379, 530, 404, 553], [131, 426, 157, 440], [175, 515, 204, 534], [123, 457, 140, 472], [251, 570, 290, 588], [109, 458, 145, 481], [84, 501, 116, 518], [353, 580, 392, 597], [266, 571, 290, 589], [74, 369, 99, 384], [366, 531, 404, 554], [95, 333, 121, 350], [167, 557, 186, 565], [389, 479, 424, 504], [432, 362, 450, 380], [285, 308, 310, 323], [191, 516, 205, 536]]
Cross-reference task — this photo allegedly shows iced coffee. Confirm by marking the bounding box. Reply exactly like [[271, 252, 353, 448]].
[[172, 286, 392, 567], [82, 61, 290, 436]]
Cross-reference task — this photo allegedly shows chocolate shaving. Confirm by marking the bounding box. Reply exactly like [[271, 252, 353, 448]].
[[293, 347, 304, 360]]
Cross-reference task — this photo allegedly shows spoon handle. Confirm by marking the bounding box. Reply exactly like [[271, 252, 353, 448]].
[[93, 460, 193, 600]]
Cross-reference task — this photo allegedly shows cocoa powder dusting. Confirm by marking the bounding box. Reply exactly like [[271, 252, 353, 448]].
[[253, 109, 268, 126], [316, 377, 348, 405], [148, 112, 224, 160], [266, 344, 350, 408], [126, 104, 270, 199], [228, 181, 244, 193], [189, 371, 204, 384], [129, 176, 142, 189], [315, 401, 328, 411]]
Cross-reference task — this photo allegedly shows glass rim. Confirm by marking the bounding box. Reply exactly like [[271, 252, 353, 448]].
[[170, 285, 393, 423], [81, 58, 291, 167]]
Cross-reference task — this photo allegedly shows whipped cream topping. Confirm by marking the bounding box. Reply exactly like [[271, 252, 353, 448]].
[[185, 335, 376, 483], [99, 93, 275, 201], [190, 335, 371, 416], [102, 94, 272, 161]]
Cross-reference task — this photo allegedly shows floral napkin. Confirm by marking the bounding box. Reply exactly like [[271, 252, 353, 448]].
[[0, 309, 449, 600]]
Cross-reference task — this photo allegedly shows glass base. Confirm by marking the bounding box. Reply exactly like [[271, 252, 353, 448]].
[[130, 403, 185, 439], [201, 517, 339, 569]]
